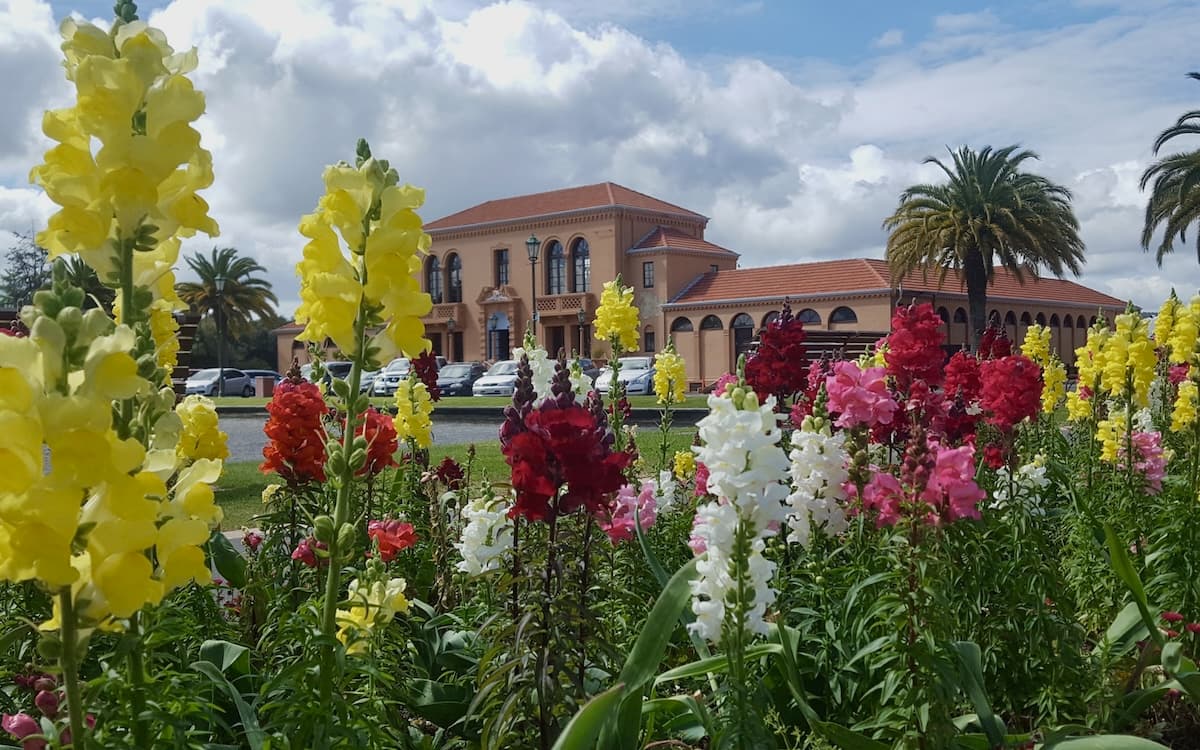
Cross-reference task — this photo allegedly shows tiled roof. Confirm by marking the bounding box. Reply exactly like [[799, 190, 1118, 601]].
[[669, 257, 1127, 308], [425, 182, 706, 231], [631, 226, 738, 257]]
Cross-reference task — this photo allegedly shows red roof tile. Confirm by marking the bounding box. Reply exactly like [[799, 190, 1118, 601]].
[[631, 226, 738, 256], [425, 182, 706, 231], [669, 257, 1126, 309]]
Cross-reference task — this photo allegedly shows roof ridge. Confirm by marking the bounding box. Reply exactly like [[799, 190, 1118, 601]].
[[605, 181, 616, 205], [669, 271, 712, 303], [631, 225, 665, 250], [862, 258, 892, 286]]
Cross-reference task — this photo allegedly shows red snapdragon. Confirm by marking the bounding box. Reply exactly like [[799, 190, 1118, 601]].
[[355, 407, 398, 476], [261, 379, 328, 483], [744, 303, 807, 405], [886, 303, 946, 392], [368, 519, 418, 561], [979, 355, 1042, 432]]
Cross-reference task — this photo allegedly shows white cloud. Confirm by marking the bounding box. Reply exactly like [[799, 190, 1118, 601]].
[[2, 0, 1199, 317], [872, 29, 904, 49]]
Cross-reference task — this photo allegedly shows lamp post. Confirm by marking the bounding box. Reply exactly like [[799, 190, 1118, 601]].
[[525, 233, 540, 343], [487, 313, 498, 361], [446, 317, 456, 362], [576, 307, 586, 357], [214, 274, 226, 397]]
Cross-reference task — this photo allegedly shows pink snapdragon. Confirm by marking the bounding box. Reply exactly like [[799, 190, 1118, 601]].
[[2, 713, 43, 750], [1122, 431, 1167, 494], [825, 361, 898, 429], [688, 511, 708, 555], [597, 481, 657, 544], [845, 442, 984, 527]]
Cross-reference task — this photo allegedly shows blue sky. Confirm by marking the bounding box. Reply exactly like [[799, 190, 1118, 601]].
[[8, 0, 1200, 312]]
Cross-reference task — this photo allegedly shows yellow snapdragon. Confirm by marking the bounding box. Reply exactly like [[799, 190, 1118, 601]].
[[1168, 295, 1200, 365], [1021, 323, 1052, 366], [30, 17, 218, 286], [394, 375, 434, 448], [175, 394, 229, 462], [1156, 291, 1181, 353], [294, 149, 432, 362], [1173, 377, 1198, 432], [336, 576, 410, 655], [653, 342, 687, 405], [1041, 357, 1066, 414], [1096, 412, 1123, 463], [673, 449, 696, 480], [594, 278, 639, 353], [1066, 323, 1109, 422], [1098, 311, 1155, 408]]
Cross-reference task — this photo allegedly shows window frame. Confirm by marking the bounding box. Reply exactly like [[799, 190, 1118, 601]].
[[494, 248, 509, 287], [642, 260, 654, 288]]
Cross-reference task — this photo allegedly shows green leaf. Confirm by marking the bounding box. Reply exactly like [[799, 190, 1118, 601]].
[[1102, 602, 1149, 658], [1043, 736, 1172, 749], [199, 639, 251, 677], [616, 557, 699, 690], [811, 720, 890, 750], [654, 644, 782, 684], [844, 636, 891, 670], [768, 623, 818, 724], [950, 641, 1006, 748], [550, 682, 626, 750], [206, 529, 247, 589], [192, 661, 265, 750], [408, 678, 471, 728], [1102, 524, 1162, 648]]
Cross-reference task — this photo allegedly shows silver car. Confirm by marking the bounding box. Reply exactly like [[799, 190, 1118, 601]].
[[594, 357, 656, 396], [372, 357, 413, 396], [185, 368, 255, 397], [472, 360, 519, 397]]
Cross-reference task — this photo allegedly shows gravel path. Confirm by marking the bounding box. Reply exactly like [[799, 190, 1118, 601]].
[[221, 414, 503, 463]]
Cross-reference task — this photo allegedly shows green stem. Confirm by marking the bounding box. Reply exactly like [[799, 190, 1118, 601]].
[[58, 589, 87, 749], [657, 404, 673, 474], [317, 311, 368, 706], [127, 612, 150, 748]]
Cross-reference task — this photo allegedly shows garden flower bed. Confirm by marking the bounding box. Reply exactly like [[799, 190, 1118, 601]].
[[2, 4, 1199, 749]]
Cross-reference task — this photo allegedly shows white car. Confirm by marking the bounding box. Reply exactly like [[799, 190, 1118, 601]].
[[372, 357, 412, 396], [594, 356, 656, 396], [185, 368, 255, 397], [472, 360, 519, 397]]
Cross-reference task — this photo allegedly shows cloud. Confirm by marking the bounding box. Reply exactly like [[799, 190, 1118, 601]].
[[872, 29, 904, 49], [1, 0, 1197, 318]]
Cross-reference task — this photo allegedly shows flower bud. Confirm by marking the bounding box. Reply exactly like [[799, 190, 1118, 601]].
[[35, 689, 59, 718], [32, 677, 56, 693], [313, 515, 335, 543], [336, 522, 357, 552]]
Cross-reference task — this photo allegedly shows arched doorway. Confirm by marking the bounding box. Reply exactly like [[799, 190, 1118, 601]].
[[732, 312, 755, 363], [487, 312, 511, 361]]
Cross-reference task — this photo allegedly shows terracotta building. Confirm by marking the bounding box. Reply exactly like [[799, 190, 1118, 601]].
[[273, 182, 1127, 385]]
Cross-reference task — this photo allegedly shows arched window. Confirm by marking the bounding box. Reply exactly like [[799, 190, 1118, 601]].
[[1076, 315, 1087, 329], [1020, 312, 1033, 326], [446, 253, 462, 303], [570, 238, 590, 293], [988, 310, 1001, 325], [762, 311, 780, 328], [797, 308, 821, 325], [1004, 311, 1018, 326], [830, 306, 857, 324], [1063, 316, 1073, 329], [936, 306, 950, 324], [545, 241, 565, 295], [426, 256, 443, 304], [1035, 312, 1047, 326], [700, 315, 723, 330], [670, 317, 694, 333], [953, 308, 967, 323], [732, 313, 755, 359], [1049, 314, 1060, 327]]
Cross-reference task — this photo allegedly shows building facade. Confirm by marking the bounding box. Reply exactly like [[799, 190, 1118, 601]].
[[273, 182, 1127, 385]]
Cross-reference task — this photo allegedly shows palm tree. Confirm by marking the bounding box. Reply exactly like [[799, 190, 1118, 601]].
[[176, 247, 279, 338], [1141, 72, 1200, 265], [883, 145, 1085, 349], [60, 254, 115, 312]]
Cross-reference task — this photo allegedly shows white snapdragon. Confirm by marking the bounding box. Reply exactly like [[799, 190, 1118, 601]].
[[569, 358, 592, 400], [785, 417, 850, 547], [654, 469, 678, 510], [455, 490, 514, 576], [512, 345, 555, 402], [689, 387, 790, 643], [990, 454, 1051, 514]]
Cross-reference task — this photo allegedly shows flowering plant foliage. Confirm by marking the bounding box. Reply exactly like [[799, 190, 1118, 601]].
[[593, 277, 639, 353], [744, 303, 808, 404], [261, 377, 328, 483]]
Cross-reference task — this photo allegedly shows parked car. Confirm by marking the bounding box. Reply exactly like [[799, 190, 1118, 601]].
[[359, 369, 380, 394], [594, 356, 655, 396], [185, 368, 255, 397], [472, 360, 519, 397], [372, 357, 413, 396], [243, 369, 282, 382], [577, 357, 601, 385], [436, 361, 487, 396]]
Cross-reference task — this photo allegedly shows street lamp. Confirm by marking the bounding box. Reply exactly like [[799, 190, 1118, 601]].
[[487, 313, 498, 361], [577, 307, 586, 357], [214, 275, 226, 397], [525, 233, 540, 342], [446, 317, 456, 362]]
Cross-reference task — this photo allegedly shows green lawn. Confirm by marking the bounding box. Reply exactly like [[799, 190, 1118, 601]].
[[216, 428, 695, 531], [210, 394, 709, 410]]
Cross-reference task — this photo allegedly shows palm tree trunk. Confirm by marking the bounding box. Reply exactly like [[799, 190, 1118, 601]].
[[964, 250, 988, 351]]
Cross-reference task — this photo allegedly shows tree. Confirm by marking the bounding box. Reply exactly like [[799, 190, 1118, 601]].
[[176, 246, 279, 338], [1141, 72, 1200, 265], [0, 233, 50, 309], [883, 145, 1085, 349], [60, 254, 115, 312]]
